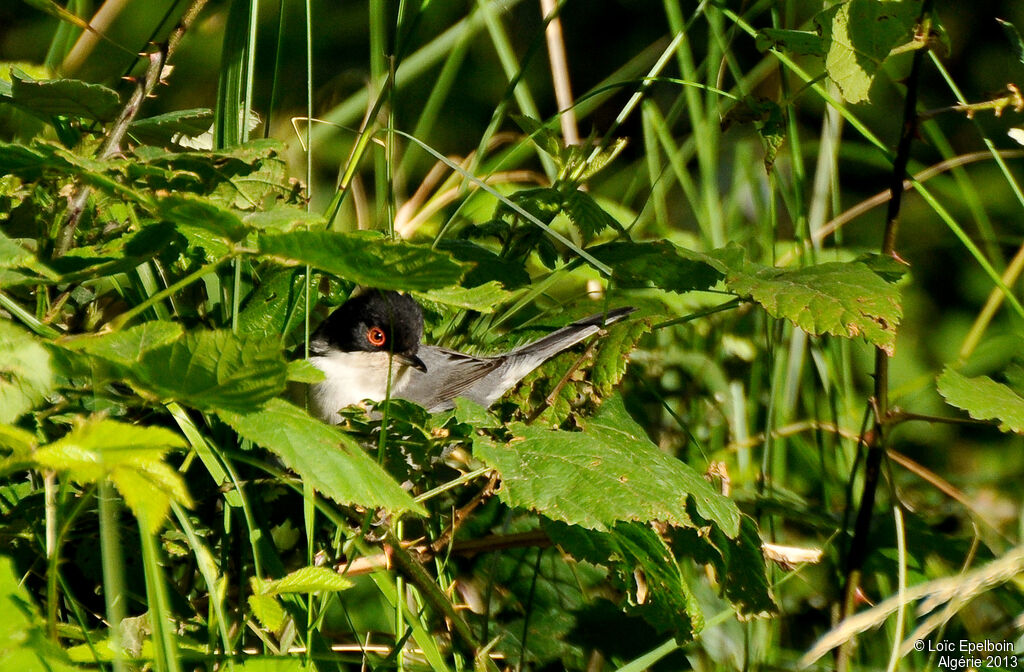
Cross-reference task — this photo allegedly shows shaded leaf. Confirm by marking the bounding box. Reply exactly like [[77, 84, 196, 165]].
[[547, 521, 703, 637], [938, 367, 1024, 433], [725, 260, 901, 354], [0, 320, 54, 423], [259, 231, 465, 291], [128, 107, 214, 145], [592, 317, 650, 397], [476, 394, 739, 535], [157, 193, 248, 242], [437, 239, 530, 289], [756, 28, 826, 55], [218, 398, 424, 515], [59, 321, 184, 367], [244, 206, 325, 231], [10, 72, 120, 122], [237, 268, 309, 338], [0, 231, 33, 269], [997, 18, 1024, 67], [564, 190, 620, 242], [589, 241, 722, 293]]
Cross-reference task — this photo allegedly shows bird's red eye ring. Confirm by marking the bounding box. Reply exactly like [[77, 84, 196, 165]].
[[367, 326, 387, 347]]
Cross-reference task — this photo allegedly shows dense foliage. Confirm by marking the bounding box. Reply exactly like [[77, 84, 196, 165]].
[[1, 1, 1024, 670]]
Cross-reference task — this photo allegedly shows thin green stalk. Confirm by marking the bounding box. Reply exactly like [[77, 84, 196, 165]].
[[109, 256, 230, 330], [139, 513, 181, 672], [98, 481, 128, 672]]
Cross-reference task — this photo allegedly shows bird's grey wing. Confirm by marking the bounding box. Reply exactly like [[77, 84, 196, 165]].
[[393, 345, 504, 411]]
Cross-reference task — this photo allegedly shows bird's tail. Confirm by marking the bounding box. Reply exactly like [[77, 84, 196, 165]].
[[508, 306, 637, 361]]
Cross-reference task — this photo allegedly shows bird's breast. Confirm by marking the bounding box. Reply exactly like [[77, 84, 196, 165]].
[[308, 350, 417, 423]]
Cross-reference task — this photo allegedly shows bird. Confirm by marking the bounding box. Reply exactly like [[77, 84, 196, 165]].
[[306, 289, 635, 423]]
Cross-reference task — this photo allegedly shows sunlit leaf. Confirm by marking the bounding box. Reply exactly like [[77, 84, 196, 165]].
[[0, 320, 54, 423], [413, 281, 512, 313], [938, 367, 1024, 433], [476, 395, 740, 535], [10, 71, 121, 121], [218, 398, 424, 515], [260, 566, 352, 594]]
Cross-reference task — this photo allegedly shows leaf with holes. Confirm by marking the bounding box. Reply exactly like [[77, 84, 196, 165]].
[[476, 394, 739, 535]]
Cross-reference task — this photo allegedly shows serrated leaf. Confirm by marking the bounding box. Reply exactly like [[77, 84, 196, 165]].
[[218, 398, 424, 515], [564, 190, 620, 242], [476, 394, 739, 535], [816, 0, 921, 104], [244, 206, 325, 231], [592, 318, 650, 396], [129, 330, 287, 412], [248, 593, 286, 632], [10, 72, 121, 121], [513, 114, 563, 159], [157, 193, 248, 242], [286, 359, 324, 383], [938, 368, 1024, 433], [589, 241, 723, 293], [260, 566, 352, 595], [259, 231, 465, 291], [726, 260, 901, 354], [59, 321, 184, 367], [412, 281, 511, 312], [0, 320, 55, 423], [437, 240, 530, 289], [32, 419, 190, 533]]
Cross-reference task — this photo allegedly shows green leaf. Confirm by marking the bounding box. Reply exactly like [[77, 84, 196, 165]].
[[436, 240, 530, 289], [476, 394, 740, 535], [0, 555, 79, 672], [588, 241, 723, 293], [816, 0, 921, 104], [0, 320, 55, 423], [592, 317, 650, 397], [259, 566, 352, 594], [127, 107, 214, 145], [756, 28, 826, 56], [564, 190, 620, 242], [32, 419, 190, 533], [248, 593, 287, 632], [512, 114, 563, 159], [130, 330, 287, 412], [0, 231, 33, 269], [10, 72, 121, 121], [59, 321, 184, 367], [218, 398, 425, 515], [412, 281, 512, 313], [157, 193, 248, 242], [547, 520, 703, 637], [937, 368, 1024, 433], [725, 260, 901, 355], [259, 231, 465, 291], [236, 268, 309, 338], [997, 18, 1024, 67], [244, 205, 326, 231], [286, 359, 324, 384]]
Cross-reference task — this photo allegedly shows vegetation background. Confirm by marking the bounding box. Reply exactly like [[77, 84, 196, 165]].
[[2, 0, 1024, 670]]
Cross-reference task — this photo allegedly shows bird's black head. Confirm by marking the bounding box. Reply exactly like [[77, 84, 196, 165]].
[[312, 290, 424, 361]]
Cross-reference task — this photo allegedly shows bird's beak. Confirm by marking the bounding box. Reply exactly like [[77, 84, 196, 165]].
[[394, 352, 427, 372]]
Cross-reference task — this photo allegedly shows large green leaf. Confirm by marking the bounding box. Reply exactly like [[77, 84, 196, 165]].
[[413, 281, 512, 313], [32, 418, 190, 533], [938, 367, 1024, 433], [0, 321, 54, 423], [218, 398, 424, 515], [725, 260, 901, 354], [0, 231, 33, 269], [476, 395, 740, 536], [10, 72, 121, 121], [816, 0, 920, 104], [156, 193, 248, 242], [59, 321, 184, 366], [130, 329, 287, 412], [259, 231, 465, 291], [588, 241, 722, 293]]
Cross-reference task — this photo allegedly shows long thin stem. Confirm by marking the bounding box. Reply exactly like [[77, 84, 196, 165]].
[[838, 4, 934, 669]]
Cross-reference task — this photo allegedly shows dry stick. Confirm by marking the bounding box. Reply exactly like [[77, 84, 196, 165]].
[[539, 0, 579, 146], [837, 5, 934, 670], [53, 49, 166, 257]]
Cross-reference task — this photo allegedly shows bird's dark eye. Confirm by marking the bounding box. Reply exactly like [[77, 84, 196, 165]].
[[367, 326, 387, 347]]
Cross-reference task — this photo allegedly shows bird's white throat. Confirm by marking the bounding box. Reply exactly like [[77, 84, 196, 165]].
[[308, 350, 415, 424]]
